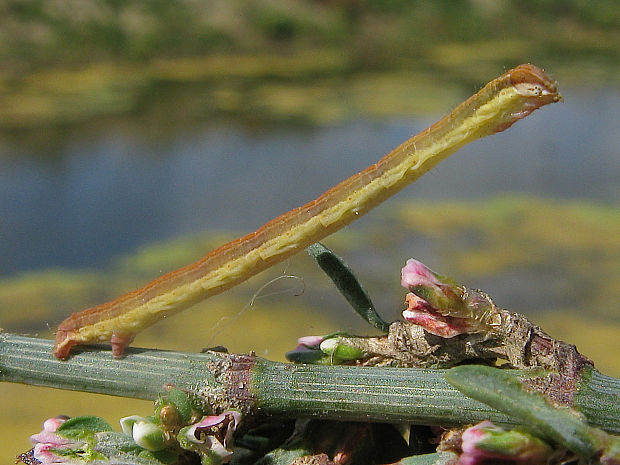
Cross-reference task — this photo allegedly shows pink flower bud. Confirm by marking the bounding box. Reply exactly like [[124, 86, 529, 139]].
[[30, 417, 73, 448], [459, 421, 552, 465], [401, 258, 443, 290], [296, 335, 325, 349], [26, 416, 83, 464], [401, 259, 464, 312], [402, 293, 470, 338]]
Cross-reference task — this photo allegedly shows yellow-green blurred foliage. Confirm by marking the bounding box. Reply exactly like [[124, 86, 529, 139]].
[[2, 1, 619, 130], [394, 196, 620, 321]]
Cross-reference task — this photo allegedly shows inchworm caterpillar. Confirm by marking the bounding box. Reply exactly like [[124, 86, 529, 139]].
[[54, 64, 561, 359]]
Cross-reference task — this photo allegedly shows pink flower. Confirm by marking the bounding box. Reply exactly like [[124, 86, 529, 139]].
[[286, 335, 329, 363], [187, 411, 241, 445], [459, 421, 552, 465], [29, 416, 70, 445], [179, 410, 242, 464], [401, 258, 443, 290], [402, 293, 470, 338], [400, 259, 481, 337], [295, 335, 325, 350], [22, 416, 84, 465], [401, 259, 464, 311]]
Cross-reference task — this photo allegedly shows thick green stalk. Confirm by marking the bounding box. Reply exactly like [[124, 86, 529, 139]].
[[1, 333, 618, 433], [0, 333, 220, 400], [251, 358, 513, 426]]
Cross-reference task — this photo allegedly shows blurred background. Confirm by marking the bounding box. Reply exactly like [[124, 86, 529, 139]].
[[1, 0, 619, 460]]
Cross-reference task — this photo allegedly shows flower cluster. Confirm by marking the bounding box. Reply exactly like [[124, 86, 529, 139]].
[[17, 416, 119, 465], [18, 389, 243, 465], [401, 258, 499, 337], [177, 411, 241, 465], [18, 416, 85, 465]]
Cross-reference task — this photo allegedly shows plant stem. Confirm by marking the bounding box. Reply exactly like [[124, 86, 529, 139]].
[[0, 333, 219, 400], [1, 333, 617, 433], [251, 357, 513, 426]]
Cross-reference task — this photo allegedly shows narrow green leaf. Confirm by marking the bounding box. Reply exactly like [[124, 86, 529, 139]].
[[254, 444, 313, 465], [397, 451, 458, 464], [95, 431, 146, 454], [306, 242, 389, 332], [445, 365, 609, 458], [285, 348, 328, 364], [57, 416, 113, 439]]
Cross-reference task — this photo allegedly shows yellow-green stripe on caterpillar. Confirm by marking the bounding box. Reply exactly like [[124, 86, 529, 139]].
[[54, 64, 561, 359]]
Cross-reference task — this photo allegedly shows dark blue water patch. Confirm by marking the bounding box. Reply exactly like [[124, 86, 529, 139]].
[[0, 88, 618, 275]]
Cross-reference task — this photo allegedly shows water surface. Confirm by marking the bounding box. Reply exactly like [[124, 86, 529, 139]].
[[1, 88, 618, 276]]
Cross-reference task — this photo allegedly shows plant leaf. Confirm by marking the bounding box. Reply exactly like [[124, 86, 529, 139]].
[[57, 416, 113, 440], [306, 242, 389, 332], [445, 365, 612, 459]]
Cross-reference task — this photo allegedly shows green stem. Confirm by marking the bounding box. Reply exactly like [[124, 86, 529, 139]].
[[251, 358, 513, 426], [0, 333, 219, 400], [1, 333, 618, 433]]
